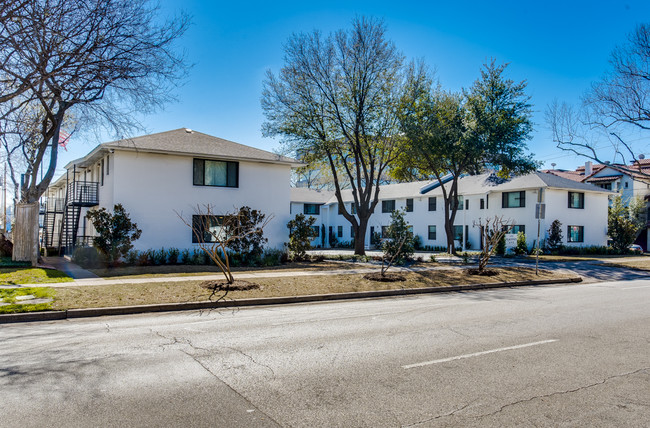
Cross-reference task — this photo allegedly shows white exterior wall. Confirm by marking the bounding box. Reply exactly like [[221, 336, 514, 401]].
[[108, 150, 291, 251], [320, 187, 610, 250]]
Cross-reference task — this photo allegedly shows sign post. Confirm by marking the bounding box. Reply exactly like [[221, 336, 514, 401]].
[[535, 188, 545, 275]]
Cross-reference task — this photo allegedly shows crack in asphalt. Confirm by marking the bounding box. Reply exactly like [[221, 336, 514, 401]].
[[402, 401, 475, 427], [473, 367, 650, 420], [222, 345, 276, 377], [179, 349, 282, 427], [150, 329, 210, 353]]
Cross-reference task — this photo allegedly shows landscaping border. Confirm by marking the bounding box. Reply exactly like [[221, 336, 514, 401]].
[[0, 276, 582, 324]]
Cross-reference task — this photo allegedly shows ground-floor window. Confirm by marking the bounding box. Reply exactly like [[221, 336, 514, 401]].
[[337, 226, 343, 238], [428, 225, 436, 240], [453, 225, 463, 241], [191, 215, 224, 243], [511, 225, 526, 234], [381, 226, 389, 238], [567, 225, 584, 243], [311, 226, 320, 237]]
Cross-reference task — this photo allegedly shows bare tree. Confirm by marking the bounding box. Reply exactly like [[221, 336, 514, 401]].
[[473, 216, 514, 273], [0, 0, 189, 261], [178, 206, 272, 286], [548, 24, 650, 172], [262, 17, 411, 255]]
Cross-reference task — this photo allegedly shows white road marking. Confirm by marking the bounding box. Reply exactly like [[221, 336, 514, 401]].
[[402, 339, 558, 369]]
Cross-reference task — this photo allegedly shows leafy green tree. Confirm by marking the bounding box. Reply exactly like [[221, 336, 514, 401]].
[[86, 204, 142, 266], [225, 206, 268, 264], [262, 17, 417, 255], [515, 231, 528, 255], [381, 209, 414, 269], [546, 219, 563, 252], [608, 195, 646, 252], [396, 61, 537, 253], [287, 214, 318, 260]]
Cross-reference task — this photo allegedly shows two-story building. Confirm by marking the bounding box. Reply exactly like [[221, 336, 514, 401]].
[[43, 128, 300, 254], [291, 172, 612, 251]]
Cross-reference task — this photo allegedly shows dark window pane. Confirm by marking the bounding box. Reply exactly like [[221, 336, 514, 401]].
[[428, 225, 436, 240], [382, 200, 395, 213], [428, 197, 436, 211], [193, 159, 204, 185], [406, 198, 413, 212], [227, 162, 238, 187]]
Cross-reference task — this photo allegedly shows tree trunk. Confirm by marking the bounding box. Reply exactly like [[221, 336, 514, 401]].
[[354, 217, 368, 255], [444, 219, 455, 255], [12, 202, 40, 265]]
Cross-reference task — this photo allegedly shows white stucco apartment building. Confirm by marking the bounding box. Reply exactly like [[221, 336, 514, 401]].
[[545, 160, 650, 250], [43, 128, 299, 253], [291, 172, 612, 251]]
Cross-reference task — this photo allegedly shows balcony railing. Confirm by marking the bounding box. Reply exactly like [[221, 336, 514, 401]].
[[45, 198, 65, 213], [75, 235, 95, 247], [67, 181, 99, 206]]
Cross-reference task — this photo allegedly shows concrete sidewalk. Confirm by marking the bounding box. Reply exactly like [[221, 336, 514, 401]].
[[41, 256, 101, 279]]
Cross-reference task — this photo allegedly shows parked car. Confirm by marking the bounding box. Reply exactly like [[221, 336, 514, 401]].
[[628, 244, 644, 254]]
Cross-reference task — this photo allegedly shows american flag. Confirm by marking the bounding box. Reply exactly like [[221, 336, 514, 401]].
[[58, 129, 70, 151]]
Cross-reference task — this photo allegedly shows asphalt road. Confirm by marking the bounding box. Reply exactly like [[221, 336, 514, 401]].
[[1, 279, 649, 427]]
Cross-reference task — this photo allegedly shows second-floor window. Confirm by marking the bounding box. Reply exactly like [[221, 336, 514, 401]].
[[382, 200, 395, 213], [193, 158, 238, 188], [568, 192, 584, 209], [502, 191, 525, 208], [406, 198, 413, 212], [428, 197, 436, 211], [304, 204, 321, 215]]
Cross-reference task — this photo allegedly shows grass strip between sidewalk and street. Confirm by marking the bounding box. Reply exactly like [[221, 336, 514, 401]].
[[0, 287, 54, 314], [51, 267, 572, 311]]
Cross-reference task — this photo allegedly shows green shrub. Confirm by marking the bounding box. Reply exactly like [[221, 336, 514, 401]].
[[125, 250, 138, 265], [72, 247, 106, 269], [136, 250, 153, 266], [86, 204, 142, 266], [515, 232, 528, 255], [261, 248, 285, 266], [412, 235, 423, 251], [287, 213, 317, 260], [180, 249, 191, 264], [167, 248, 179, 265], [495, 235, 506, 255], [152, 248, 167, 265], [381, 209, 414, 265]]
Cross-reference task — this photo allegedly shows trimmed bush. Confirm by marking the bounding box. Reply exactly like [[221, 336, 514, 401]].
[[72, 247, 106, 269]]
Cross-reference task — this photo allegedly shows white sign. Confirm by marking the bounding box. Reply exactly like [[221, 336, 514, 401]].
[[505, 233, 518, 249]]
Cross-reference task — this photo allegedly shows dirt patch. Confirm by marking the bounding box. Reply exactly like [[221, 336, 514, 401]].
[[363, 272, 406, 282], [466, 268, 499, 276], [51, 266, 574, 310], [199, 279, 259, 292]]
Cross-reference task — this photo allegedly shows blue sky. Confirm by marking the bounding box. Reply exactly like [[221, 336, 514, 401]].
[[56, 0, 650, 176]]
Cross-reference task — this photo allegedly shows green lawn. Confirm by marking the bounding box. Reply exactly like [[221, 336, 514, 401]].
[[0, 287, 54, 314], [0, 267, 73, 285]]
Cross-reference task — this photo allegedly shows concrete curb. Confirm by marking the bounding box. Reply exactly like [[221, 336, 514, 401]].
[[0, 276, 582, 324]]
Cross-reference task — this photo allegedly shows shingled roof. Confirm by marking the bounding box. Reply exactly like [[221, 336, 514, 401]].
[[66, 128, 300, 168]]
